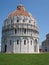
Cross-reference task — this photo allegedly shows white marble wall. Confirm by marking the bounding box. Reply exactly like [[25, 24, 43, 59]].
[[2, 16, 39, 53]]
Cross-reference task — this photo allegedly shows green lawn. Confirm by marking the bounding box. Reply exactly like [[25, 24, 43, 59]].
[[0, 53, 49, 65]]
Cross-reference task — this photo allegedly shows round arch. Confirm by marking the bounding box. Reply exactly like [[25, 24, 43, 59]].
[[34, 39, 38, 52]]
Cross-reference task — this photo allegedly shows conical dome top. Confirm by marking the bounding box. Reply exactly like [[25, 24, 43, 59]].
[[9, 4, 30, 17]]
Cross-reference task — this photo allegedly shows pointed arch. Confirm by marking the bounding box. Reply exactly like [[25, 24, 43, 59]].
[[34, 39, 38, 52]]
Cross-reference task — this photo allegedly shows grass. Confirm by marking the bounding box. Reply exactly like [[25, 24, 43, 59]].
[[0, 53, 49, 65]]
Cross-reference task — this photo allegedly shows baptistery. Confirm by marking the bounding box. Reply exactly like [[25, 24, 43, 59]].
[[1, 4, 39, 53]]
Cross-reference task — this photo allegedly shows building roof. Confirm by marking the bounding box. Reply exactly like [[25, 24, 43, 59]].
[[9, 4, 30, 17]]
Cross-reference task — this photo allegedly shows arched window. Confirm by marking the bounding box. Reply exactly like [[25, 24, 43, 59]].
[[31, 40, 32, 45], [17, 40, 19, 45], [4, 44, 7, 52], [45, 47, 47, 52], [24, 40, 26, 45], [17, 19, 19, 22], [34, 39, 37, 52], [23, 19, 25, 22], [29, 20, 31, 23], [24, 29, 26, 33], [11, 19, 13, 24], [15, 29, 17, 34], [10, 40, 12, 45]]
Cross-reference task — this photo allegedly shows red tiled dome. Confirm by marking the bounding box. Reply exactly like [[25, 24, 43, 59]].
[[9, 4, 30, 17]]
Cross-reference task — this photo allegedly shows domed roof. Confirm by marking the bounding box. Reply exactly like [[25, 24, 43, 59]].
[[9, 4, 30, 17]]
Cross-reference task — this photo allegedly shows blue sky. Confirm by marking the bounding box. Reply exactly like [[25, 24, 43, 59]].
[[0, 0, 49, 45]]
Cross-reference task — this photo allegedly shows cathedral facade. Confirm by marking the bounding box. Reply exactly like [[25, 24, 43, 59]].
[[1, 4, 39, 53], [42, 33, 49, 52]]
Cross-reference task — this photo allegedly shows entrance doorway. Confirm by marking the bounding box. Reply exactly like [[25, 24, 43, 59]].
[[4, 45, 7, 52]]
